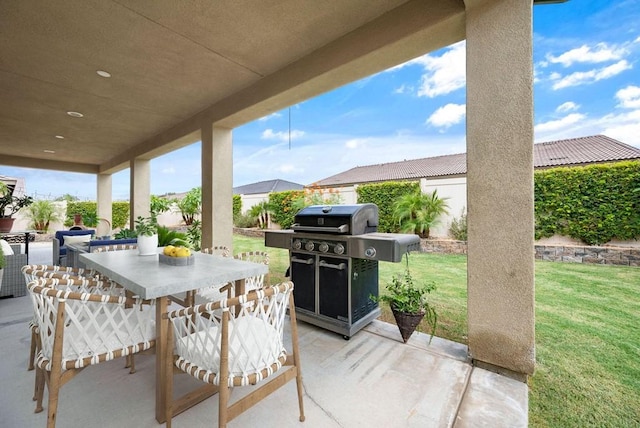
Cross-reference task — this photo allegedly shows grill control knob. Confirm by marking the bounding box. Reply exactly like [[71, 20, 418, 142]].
[[334, 243, 345, 255], [319, 242, 329, 253], [305, 241, 315, 251], [292, 239, 302, 250], [364, 247, 376, 258]]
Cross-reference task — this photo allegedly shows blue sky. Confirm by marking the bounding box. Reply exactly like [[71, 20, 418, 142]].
[[4, 0, 640, 201]]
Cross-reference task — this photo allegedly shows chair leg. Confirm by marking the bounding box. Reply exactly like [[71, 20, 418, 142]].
[[34, 367, 45, 412], [218, 383, 230, 428], [46, 369, 61, 428], [289, 294, 306, 422], [28, 329, 37, 371]]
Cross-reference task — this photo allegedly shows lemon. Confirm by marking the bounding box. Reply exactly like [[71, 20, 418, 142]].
[[163, 245, 175, 256], [176, 247, 191, 258]]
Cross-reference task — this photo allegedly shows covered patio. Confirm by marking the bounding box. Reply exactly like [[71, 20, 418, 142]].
[[1, 0, 556, 425], [1, 245, 527, 426]]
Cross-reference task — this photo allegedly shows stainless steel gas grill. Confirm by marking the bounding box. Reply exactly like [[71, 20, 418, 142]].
[[265, 203, 420, 338]]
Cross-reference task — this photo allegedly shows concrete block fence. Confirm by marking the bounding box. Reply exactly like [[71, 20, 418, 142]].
[[236, 229, 640, 267], [421, 238, 640, 267]]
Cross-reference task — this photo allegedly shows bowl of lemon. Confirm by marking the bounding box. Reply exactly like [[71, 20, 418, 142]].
[[159, 245, 194, 266]]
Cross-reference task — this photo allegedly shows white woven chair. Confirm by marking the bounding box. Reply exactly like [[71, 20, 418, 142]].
[[22, 265, 124, 372], [164, 281, 304, 427], [27, 277, 156, 428], [195, 251, 270, 304], [201, 246, 231, 257], [93, 243, 138, 252], [173, 246, 232, 307]]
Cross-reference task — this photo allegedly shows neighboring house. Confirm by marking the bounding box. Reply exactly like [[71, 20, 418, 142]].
[[234, 179, 304, 213], [313, 135, 640, 237]]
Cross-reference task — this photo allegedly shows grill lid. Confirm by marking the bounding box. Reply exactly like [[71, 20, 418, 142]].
[[292, 203, 378, 235]]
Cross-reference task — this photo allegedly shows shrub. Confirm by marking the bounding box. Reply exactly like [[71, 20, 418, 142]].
[[357, 181, 419, 232], [234, 212, 257, 228], [449, 207, 467, 241], [268, 190, 304, 229]]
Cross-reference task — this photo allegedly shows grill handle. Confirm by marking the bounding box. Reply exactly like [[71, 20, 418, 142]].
[[318, 260, 347, 270], [291, 256, 314, 265], [291, 224, 349, 233]]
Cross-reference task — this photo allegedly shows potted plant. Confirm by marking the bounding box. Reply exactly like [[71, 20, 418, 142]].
[[0, 182, 34, 233], [372, 255, 438, 343], [134, 216, 158, 256]]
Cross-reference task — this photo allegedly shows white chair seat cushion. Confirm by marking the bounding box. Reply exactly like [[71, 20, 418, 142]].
[[53, 308, 155, 366], [175, 316, 283, 379]]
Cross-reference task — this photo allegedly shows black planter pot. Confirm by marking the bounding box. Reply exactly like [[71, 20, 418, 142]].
[[391, 306, 425, 343]]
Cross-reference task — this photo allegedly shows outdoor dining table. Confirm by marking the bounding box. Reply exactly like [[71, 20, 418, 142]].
[[79, 248, 269, 423]]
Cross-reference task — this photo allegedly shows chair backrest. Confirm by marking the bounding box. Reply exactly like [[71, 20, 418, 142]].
[[22, 264, 99, 281], [167, 282, 293, 386], [201, 246, 230, 257], [234, 251, 269, 291], [93, 243, 138, 252], [27, 278, 156, 371], [22, 265, 124, 296]]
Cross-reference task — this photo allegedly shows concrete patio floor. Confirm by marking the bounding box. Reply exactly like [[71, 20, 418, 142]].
[[0, 242, 527, 427]]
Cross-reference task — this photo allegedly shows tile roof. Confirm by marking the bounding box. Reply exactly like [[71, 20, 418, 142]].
[[233, 179, 304, 195], [314, 135, 640, 187]]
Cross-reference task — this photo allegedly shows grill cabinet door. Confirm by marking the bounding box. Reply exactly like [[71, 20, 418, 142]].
[[290, 252, 315, 312], [318, 256, 349, 321]]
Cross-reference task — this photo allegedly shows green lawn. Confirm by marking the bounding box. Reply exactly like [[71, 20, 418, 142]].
[[233, 234, 640, 427]]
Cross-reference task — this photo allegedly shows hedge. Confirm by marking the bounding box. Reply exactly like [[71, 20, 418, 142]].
[[356, 181, 420, 232], [65, 201, 129, 229], [268, 190, 304, 229], [534, 161, 640, 245], [233, 194, 242, 219]]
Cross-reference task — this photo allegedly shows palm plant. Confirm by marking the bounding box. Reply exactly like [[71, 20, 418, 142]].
[[24, 199, 63, 233], [392, 189, 449, 238]]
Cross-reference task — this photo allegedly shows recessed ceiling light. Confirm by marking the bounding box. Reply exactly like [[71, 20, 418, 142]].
[[67, 111, 83, 118], [55, 135, 64, 139], [44, 150, 55, 154], [96, 70, 111, 78]]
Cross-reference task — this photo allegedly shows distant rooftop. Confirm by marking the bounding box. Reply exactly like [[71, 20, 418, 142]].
[[314, 135, 640, 187], [233, 179, 304, 195]]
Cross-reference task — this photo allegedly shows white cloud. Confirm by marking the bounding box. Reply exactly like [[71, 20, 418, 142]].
[[161, 166, 176, 174], [426, 103, 466, 129], [556, 101, 580, 113], [345, 138, 368, 149], [616, 85, 640, 108], [393, 41, 466, 98], [261, 128, 305, 142], [534, 113, 586, 133], [393, 84, 410, 94], [546, 43, 627, 67], [551, 60, 632, 90], [258, 112, 282, 121]]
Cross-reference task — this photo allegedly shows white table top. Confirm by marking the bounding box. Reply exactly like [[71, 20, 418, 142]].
[[79, 248, 268, 299]]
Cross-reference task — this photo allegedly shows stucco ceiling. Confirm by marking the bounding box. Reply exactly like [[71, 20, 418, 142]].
[[0, 0, 465, 174]]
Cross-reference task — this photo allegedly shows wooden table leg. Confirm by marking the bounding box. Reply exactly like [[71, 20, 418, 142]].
[[156, 296, 168, 423]]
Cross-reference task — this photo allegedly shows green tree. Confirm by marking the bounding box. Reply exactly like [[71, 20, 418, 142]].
[[150, 194, 172, 220], [392, 189, 449, 238], [24, 199, 64, 233], [174, 187, 201, 225]]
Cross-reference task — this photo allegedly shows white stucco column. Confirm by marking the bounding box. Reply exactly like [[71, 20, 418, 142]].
[[201, 125, 233, 251], [130, 159, 151, 225], [465, 0, 535, 376], [96, 173, 112, 237]]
